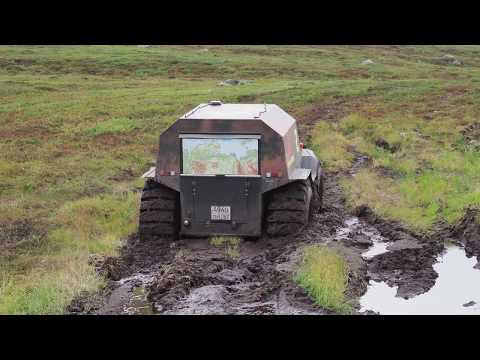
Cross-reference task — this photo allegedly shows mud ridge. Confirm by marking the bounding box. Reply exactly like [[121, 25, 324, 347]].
[[439, 207, 480, 262], [351, 204, 446, 299]]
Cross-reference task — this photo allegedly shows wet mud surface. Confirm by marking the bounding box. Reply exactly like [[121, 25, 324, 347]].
[[67, 101, 480, 315], [68, 152, 464, 315]]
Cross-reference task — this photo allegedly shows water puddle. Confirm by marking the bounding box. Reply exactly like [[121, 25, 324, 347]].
[[334, 217, 390, 259], [124, 286, 154, 315], [118, 273, 155, 315], [360, 245, 480, 314], [362, 241, 389, 259]]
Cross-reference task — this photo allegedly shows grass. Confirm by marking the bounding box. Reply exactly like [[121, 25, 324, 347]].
[[1, 45, 480, 313], [356, 112, 476, 231], [311, 89, 480, 232], [0, 191, 139, 314], [295, 245, 351, 314], [210, 236, 242, 259]]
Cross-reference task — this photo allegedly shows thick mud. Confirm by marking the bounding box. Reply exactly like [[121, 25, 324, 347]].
[[69, 152, 457, 315], [69, 173, 347, 315], [66, 101, 480, 315]]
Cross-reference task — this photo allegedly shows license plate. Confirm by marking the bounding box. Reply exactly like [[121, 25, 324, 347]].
[[211, 206, 231, 221]]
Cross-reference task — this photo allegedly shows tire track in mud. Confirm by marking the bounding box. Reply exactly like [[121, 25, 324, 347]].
[[68, 100, 461, 315], [69, 168, 358, 315], [71, 158, 442, 315]]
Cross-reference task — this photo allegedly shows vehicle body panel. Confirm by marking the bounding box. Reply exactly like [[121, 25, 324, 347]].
[[148, 102, 321, 237]]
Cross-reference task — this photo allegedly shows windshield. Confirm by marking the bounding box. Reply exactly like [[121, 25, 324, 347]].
[[182, 136, 259, 176]]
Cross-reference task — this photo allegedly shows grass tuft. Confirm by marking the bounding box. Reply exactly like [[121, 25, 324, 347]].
[[295, 245, 352, 314], [81, 117, 142, 137], [210, 236, 242, 259]]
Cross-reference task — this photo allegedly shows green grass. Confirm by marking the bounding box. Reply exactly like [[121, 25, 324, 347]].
[[311, 87, 480, 232], [295, 245, 352, 314], [210, 236, 242, 259], [0, 259, 101, 315], [329, 110, 480, 232], [1, 45, 480, 313], [0, 192, 139, 314], [80, 117, 142, 137]]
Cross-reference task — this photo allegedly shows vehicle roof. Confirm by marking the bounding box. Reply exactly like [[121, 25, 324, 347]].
[[181, 103, 296, 136]]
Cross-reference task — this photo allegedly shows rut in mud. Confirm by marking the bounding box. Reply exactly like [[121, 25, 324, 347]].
[[70, 171, 351, 315], [68, 153, 444, 315], [67, 100, 480, 315]]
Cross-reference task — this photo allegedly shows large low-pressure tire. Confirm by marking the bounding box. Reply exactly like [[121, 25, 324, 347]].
[[264, 180, 313, 237], [311, 171, 324, 214], [139, 179, 179, 241]]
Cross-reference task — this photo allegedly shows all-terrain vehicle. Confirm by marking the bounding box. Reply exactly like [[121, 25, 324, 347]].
[[139, 101, 324, 240]]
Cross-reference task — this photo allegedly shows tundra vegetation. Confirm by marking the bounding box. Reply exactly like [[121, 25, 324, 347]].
[[1, 45, 479, 314], [295, 245, 351, 314]]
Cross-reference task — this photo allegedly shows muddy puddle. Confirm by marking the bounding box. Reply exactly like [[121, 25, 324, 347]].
[[98, 273, 156, 315], [333, 217, 390, 259], [360, 245, 480, 314]]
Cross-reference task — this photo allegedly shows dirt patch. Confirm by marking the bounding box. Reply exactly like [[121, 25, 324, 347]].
[[460, 122, 480, 151], [338, 68, 371, 79], [67, 291, 106, 314], [0, 220, 46, 248], [295, 97, 369, 145], [238, 95, 257, 103], [353, 205, 422, 243], [0, 126, 56, 142], [375, 138, 400, 153]]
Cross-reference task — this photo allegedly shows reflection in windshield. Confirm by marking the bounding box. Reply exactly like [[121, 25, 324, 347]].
[[182, 138, 259, 175]]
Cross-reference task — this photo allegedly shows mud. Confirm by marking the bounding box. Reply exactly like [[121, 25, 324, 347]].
[[70, 151, 420, 314], [69, 166, 357, 314], [70, 148, 453, 315], [68, 99, 480, 315], [360, 245, 480, 314], [446, 208, 480, 261], [353, 204, 447, 299]]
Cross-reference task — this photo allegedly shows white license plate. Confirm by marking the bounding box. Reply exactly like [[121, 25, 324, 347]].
[[211, 206, 231, 221]]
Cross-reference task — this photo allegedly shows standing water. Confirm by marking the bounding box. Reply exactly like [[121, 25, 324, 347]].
[[360, 245, 480, 314], [334, 217, 390, 259]]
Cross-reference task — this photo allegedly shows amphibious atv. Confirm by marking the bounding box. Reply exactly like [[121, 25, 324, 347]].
[[139, 101, 324, 240]]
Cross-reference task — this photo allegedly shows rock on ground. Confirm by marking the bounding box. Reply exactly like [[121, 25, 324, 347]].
[[217, 79, 251, 86], [437, 54, 462, 66], [361, 59, 375, 65]]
